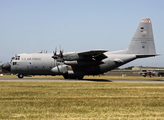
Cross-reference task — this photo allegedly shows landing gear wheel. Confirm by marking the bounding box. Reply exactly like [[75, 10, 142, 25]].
[[18, 74, 24, 79]]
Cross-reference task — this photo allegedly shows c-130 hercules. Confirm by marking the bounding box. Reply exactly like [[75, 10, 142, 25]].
[[2, 18, 157, 79]]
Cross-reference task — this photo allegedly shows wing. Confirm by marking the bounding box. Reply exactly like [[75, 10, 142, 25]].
[[78, 50, 108, 60], [63, 50, 108, 66]]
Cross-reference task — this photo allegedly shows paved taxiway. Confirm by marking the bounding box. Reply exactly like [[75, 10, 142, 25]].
[[0, 78, 164, 83]]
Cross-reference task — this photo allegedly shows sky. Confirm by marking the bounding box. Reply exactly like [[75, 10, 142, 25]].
[[0, 0, 164, 68]]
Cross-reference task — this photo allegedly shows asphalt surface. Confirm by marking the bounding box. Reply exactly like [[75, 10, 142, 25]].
[[0, 78, 164, 83]]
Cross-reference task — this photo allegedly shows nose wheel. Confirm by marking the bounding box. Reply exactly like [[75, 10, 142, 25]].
[[18, 74, 24, 79]]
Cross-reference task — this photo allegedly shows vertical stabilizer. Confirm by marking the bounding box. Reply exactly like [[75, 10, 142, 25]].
[[127, 18, 156, 55]]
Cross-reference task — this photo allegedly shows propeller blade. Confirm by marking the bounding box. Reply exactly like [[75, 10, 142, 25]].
[[52, 47, 58, 59], [59, 45, 63, 58], [55, 47, 57, 55], [52, 45, 64, 61]]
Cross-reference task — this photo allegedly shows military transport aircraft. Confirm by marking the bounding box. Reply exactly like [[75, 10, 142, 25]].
[[2, 18, 157, 79]]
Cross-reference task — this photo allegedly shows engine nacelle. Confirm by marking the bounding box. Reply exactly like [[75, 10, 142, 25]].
[[51, 65, 68, 74], [63, 52, 83, 61], [64, 60, 103, 66]]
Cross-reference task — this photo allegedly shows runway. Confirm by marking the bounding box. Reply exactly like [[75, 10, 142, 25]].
[[0, 78, 164, 83]]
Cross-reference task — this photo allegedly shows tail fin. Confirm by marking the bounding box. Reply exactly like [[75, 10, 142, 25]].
[[127, 18, 156, 55]]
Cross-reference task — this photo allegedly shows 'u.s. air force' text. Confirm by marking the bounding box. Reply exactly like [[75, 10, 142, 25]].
[[21, 58, 41, 60]]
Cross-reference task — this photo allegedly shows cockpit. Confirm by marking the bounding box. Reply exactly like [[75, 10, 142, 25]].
[[10, 55, 20, 65]]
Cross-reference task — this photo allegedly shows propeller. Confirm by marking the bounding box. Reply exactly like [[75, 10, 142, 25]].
[[52, 47, 58, 59], [59, 45, 63, 58], [51, 46, 65, 73], [52, 46, 64, 61]]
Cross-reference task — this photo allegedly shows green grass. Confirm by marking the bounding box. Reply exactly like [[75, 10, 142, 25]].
[[0, 81, 164, 119]]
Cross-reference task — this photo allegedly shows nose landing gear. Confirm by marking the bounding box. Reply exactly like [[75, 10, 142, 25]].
[[17, 74, 24, 79]]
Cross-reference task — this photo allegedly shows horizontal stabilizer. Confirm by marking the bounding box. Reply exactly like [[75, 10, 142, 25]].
[[136, 54, 158, 58]]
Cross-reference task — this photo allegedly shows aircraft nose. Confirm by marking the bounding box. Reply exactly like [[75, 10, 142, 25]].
[[2, 62, 11, 72]]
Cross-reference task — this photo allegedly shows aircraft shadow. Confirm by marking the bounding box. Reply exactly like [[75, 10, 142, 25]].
[[151, 79, 164, 81], [81, 79, 112, 82]]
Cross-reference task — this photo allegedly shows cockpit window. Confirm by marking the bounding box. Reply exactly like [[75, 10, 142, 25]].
[[10, 57, 15, 63], [15, 56, 20, 60], [13, 62, 17, 65], [10, 56, 20, 63]]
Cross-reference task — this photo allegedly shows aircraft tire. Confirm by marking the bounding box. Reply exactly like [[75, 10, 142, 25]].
[[18, 74, 24, 79]]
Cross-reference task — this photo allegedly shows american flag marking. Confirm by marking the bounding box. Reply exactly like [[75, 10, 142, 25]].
[[141, 30, 147, 34]]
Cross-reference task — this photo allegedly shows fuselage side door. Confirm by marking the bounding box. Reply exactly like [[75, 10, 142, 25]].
[[13, 62, 17, 72]]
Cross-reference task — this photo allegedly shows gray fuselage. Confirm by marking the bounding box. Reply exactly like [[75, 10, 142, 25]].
[[9, 52, 136, 76]]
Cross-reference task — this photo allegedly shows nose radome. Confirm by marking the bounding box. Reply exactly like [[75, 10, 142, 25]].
[[2, 62, 11, 71]]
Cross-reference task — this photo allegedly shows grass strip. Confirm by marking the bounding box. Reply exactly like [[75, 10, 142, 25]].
[[0, 81, 164, 119]]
